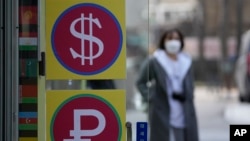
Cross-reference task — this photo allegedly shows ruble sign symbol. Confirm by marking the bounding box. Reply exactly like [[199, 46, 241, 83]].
[[63, 109, 106, 141], [70, 13, 104, 66]]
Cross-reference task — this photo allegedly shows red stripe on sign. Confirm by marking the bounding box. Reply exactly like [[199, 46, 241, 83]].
[[19, 32, 38, 38], [19, 6, 38, 24], [20, 59, 26, 77], [20, 85, 37, 97], [19, 118, 37, 124]]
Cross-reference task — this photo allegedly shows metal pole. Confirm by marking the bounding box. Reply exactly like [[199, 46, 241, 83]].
[[236, 0, 243, 57], [4, 0, 19, 140], [199, 0, 205, 61], [12, 0, 19, 140], [126, 122, 132, 141], [220, 0, 229, 61], [219, 0, 229, 86], [0, 0, 4, 140], [198, 0, 206, 81], [4, 0, 13, 139]]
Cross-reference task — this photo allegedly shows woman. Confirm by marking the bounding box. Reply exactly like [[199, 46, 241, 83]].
[[136, 29, 199, 141]]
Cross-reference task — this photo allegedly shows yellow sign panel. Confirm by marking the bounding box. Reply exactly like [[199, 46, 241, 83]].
[[46, 90, 126, 141], [46, 0, 126, 79]]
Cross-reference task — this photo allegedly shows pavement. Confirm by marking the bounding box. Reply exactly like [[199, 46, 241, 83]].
[[126, 86, 250, 141]]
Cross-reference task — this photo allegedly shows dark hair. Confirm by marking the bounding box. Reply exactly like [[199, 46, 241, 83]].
[[158, 29, 184, 50]]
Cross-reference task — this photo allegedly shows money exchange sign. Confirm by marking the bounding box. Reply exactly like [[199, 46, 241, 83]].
[[46, 90, 126, 141], [46, 1, 126, 79]]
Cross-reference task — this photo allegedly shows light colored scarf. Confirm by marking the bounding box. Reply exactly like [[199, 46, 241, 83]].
[[153, 49, 192, 92]]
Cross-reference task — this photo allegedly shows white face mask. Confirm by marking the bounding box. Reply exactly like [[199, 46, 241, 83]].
[[164, 40, 181, 54]]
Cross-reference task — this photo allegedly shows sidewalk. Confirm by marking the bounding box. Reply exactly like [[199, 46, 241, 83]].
[[126, 86, 250, 141], [194, 86, 233, 141], [200, 86, 250, 124], [224, 102, 250, 124]]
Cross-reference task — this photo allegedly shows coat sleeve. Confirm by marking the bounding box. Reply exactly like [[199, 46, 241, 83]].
[[136, 58, 154, 102], [189, 64, 195, 96]]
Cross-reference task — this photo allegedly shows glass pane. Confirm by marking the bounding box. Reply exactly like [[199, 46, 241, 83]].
[[14, 0, 250, 141], [126, 0, 149, 141], [139, 0, 250, 141]]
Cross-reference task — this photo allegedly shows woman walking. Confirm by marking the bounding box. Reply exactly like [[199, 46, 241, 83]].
[[136, 29, 199, 141]]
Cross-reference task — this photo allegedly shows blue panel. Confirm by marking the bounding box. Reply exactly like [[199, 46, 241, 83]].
[[19, 112, 37, 118], [136, 122, 148, 141]]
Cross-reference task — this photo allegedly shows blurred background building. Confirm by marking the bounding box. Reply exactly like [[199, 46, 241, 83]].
[[125, 0, 250, 140], [149, 0, 199, 27], [130, 0, 250, 84]]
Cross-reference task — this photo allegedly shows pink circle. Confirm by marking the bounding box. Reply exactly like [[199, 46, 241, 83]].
[[52, 4, 122, 75], [52, 95, 121, 141]]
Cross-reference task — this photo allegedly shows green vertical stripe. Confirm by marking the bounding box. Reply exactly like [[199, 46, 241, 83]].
[[22, 98, 37, 103], [19, 124, 37, 130], [19, 45, 37, 51], [26, 59, 37, 77], [19, 59, 38, 77]]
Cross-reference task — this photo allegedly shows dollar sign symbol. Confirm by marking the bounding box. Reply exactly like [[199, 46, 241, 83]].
[[69, 13, 104, 66]]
